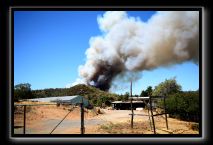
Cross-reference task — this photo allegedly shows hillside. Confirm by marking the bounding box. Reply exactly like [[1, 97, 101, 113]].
[[31, 84, 119, 106], [32, 84, 118, 97], [67, 84, 118, 98]]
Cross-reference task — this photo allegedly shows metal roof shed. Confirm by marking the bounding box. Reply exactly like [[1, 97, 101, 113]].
[[28, 95, 89, 107], [55, 96, 89, 107]]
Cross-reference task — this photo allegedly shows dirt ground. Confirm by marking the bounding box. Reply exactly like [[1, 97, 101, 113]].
[[14, 102, 199, 134]]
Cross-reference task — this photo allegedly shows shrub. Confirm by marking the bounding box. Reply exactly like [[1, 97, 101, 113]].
[[163, 91, 199, 122]]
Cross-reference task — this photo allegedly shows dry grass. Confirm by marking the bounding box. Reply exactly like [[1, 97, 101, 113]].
[[14, 102, 98, 127], [14, 102, 199, 134], [98, 116, 199, 134], [99, 121, 152, 134]]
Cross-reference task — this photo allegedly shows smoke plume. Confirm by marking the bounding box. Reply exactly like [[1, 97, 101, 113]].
[[74, 11, 199, 91]]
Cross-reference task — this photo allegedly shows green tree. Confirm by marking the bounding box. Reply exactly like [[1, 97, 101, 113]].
[[140, 90, 148, 97], [95, 96, 114, 107], [152, 77, 182, 96], [165, 91, 199, 122], [140, 86, 153, 96], [124, 92, 130, 98], [14, 83, 33, 101], [117, 95, 123, 101], [146, 86, 153, 96]]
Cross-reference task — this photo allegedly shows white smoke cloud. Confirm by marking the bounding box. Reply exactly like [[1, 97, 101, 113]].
[[73, 11, 199, 91], [66, 78, 87, 88]]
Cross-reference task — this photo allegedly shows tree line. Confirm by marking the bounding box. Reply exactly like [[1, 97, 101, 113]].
[[14, 77, 199, 122]]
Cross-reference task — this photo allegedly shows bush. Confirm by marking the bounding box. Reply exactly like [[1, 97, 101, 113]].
[[95, 96, 114, 107], [163, 91, 199, 122]]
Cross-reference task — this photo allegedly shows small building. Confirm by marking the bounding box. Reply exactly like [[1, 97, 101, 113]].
[[112, 96, 160, 110], [129, 96, 159, 109], [111, 100, 145, 110]]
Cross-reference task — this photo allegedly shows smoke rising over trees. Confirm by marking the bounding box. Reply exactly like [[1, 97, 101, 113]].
[[73, 11, 199, 91]]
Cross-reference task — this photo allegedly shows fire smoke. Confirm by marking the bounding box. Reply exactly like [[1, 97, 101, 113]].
[[73, 11, 199, 91]]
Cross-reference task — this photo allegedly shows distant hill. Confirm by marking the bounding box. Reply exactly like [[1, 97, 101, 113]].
[[68, 84, 112, 96], [31, 84, 119, 106], [32, 84, 118, 99]]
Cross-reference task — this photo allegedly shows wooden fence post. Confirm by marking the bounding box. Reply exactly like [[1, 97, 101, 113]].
[[80, 97, 85, 134], [23, 105, 26, 134], [164, 96, 169, 130], [149, 97, 156, 134], [147, 106, 153, 130]]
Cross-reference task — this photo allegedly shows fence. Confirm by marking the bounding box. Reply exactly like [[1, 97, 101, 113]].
[[129, 96, 169, 134], [14, 100, 85, 134]]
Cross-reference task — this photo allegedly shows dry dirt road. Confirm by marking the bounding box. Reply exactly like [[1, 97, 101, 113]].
[[96, 109, 150, 123], [14, 105, 198, 134]]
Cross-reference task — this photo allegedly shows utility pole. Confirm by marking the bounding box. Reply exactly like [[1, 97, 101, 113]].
[[130, 80, 134, 129], [130, 80, 132, 98]]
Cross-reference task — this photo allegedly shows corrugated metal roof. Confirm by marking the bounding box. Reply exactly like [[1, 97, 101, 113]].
[[28, 96, 79, 102], [27, 95, 89, 107]]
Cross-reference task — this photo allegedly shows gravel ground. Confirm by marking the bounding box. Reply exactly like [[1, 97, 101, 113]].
[[14, 118, 106, 134]]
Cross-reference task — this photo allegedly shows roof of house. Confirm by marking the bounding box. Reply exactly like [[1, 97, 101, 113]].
[[111, 100, 144, 104], [129, 97, 150, 100], [129, 96, 165, 100]]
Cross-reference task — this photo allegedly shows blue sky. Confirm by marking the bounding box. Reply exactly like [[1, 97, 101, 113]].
[[14, 11, 199, 94]]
